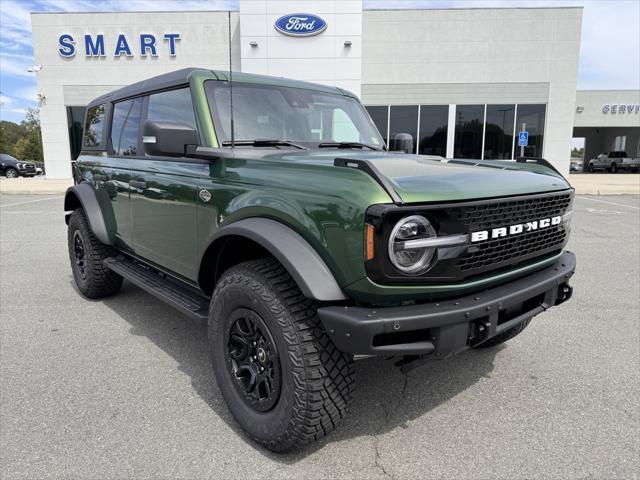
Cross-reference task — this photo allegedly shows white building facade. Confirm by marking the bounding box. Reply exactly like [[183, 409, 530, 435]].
[[28, 1, 638, 179]]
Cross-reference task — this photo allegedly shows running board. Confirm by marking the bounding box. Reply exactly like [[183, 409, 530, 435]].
[[104, 257, 210, 325]]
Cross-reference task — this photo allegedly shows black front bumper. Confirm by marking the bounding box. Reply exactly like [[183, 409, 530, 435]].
[[318, 251, 576, 357]]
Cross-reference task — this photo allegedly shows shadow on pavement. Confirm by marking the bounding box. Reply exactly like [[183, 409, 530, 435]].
[[100, 280, 499, 463]]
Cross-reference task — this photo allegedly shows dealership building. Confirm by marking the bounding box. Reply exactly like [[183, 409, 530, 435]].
[[30, 1, 640, 179]]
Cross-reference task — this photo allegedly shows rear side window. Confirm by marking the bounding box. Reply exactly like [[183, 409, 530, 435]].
[[111, 98, 143, 156], [147, 88, 197, 129], [84, 104, 106, 147]]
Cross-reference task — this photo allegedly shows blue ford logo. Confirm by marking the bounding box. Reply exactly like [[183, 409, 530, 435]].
[[274, 13, 327, 37]]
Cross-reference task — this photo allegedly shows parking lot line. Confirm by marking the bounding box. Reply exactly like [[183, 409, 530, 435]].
[[574, 196, 640, 210], [0, 195, 63, 209]]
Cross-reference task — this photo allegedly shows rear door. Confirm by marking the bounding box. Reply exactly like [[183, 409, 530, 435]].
[[129, 87, 204, 280], [105, 97, 144, 248], [77, 103, 134, 249]]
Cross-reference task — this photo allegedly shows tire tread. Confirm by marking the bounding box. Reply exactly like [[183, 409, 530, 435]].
[[68, 208, 122, 299], [211, 258, 354, 451]]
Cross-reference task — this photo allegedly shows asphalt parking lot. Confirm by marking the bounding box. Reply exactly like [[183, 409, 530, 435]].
[[1, 193, 639, 479]]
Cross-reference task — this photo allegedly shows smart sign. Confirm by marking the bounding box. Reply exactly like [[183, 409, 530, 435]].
[[58, 33, 181, 58], [274, 14, 327, 37]]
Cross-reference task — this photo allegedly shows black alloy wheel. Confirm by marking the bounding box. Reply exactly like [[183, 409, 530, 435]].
[[226, 308, 281, 412], [67, 208, 123, 299], [209, 258, 354, 451], [73, 230, 88, 280]]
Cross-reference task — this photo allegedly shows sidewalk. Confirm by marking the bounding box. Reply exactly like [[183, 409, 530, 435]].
[[568, 173, 640, 195], [1, 173, 639, 196], [0, 177, 72, 195]]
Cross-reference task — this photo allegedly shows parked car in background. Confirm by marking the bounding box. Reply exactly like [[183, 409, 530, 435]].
[[587, 151, 640, 173], [33, 162, 46, 175], [0, 154, 38, 178], [570, 159, 583, 172]]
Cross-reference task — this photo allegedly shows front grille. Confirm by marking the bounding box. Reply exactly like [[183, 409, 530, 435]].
[[451, 191, 573, 275], [447, 192, 572, 231], [458, 225, 567, 271]]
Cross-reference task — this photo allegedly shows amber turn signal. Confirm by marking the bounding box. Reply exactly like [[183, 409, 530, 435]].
[[365, 223, 375, 261]]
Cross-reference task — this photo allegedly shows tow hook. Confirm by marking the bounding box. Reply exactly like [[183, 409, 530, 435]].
[[555, 284, 573, 305]]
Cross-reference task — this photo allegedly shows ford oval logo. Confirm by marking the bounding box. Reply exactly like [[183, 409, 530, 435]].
[[274, 13, 327, 37]]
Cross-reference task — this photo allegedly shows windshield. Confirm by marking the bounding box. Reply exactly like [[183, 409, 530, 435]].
[[205, 80, 384, 150]]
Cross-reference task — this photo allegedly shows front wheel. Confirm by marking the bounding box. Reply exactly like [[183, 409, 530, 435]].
[[209, 258, 354, 452], [67, 209, 123, 298], [588, 163, 595, 173], [610, 163, 618, 173], [4, 168, 18, 178]]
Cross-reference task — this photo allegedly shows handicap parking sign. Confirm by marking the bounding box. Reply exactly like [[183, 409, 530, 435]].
[[518, 131, 529, 147]]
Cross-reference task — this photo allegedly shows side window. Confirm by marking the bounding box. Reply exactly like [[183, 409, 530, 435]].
[[111, 98, 143, 156], [147, 88, 197, 129], [84, 104, 105, 147]]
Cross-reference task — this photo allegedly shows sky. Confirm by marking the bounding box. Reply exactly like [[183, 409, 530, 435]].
[[1, 0, 639, 123]]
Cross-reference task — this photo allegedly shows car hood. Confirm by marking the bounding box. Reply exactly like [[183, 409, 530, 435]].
[[270, 150, 571, 204]]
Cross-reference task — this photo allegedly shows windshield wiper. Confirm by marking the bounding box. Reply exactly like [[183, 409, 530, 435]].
[[222, 139, 307, 150], [318, 142, 380, 151]]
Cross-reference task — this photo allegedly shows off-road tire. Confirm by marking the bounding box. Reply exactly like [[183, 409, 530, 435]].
[[4, 168, 18, 178], [209, 258, 354, 452], [67, 208, 123, 299], [473, 318, 532, 349]]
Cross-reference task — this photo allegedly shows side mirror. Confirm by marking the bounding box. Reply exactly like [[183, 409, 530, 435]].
[[142, 120, 198, 157], [392, 133, 414, 153]]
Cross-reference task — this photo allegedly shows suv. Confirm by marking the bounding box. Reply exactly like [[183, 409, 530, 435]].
[[65, 69, 576, 451], [0, 153, 37, 177]]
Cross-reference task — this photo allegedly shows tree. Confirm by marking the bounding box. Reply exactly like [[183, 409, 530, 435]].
[[0, 120, 23, 156], [570, 147, 584, 159], [0, 108, 44, 162]]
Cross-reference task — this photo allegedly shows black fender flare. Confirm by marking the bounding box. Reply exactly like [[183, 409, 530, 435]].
[[201, 218, 348, 302], [64, 183, 113, 245]]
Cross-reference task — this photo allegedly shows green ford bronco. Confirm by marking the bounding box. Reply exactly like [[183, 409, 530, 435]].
[[65, 68, 575, 451]]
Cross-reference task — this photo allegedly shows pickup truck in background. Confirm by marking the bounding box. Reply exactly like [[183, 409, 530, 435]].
[[587, 151, 640, 173]]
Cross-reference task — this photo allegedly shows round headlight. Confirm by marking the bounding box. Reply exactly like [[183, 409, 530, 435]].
[[388, 215, 437, 274]]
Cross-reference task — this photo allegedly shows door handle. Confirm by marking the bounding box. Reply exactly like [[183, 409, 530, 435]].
[[129, 180, 147, 190]]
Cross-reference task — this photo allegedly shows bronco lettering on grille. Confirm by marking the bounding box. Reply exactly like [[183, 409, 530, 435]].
[[470, 216, 562, 243]]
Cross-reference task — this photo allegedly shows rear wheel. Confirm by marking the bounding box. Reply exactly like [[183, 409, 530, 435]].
[[209, 258, 354, 452], [473, 318, 532, 349], [67, 209, 123, 299], [4, 168, 18, 178]]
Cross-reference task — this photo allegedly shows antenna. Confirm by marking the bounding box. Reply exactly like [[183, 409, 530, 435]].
[[228, 11, 235, 148]]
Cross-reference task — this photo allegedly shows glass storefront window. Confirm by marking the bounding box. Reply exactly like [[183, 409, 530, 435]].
[[418, 105, 448, 156], [514, 104, 546, 158], [365, 106, 389, 147], [454, 105, 484, 159], [483, 104, 515, 160], [389, 105, 418, 153]]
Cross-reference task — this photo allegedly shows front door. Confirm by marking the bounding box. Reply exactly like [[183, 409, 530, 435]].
[[129, 87, 201, 280]]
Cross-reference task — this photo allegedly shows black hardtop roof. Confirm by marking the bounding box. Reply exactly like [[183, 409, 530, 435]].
[[87, 68, 350, 107]]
